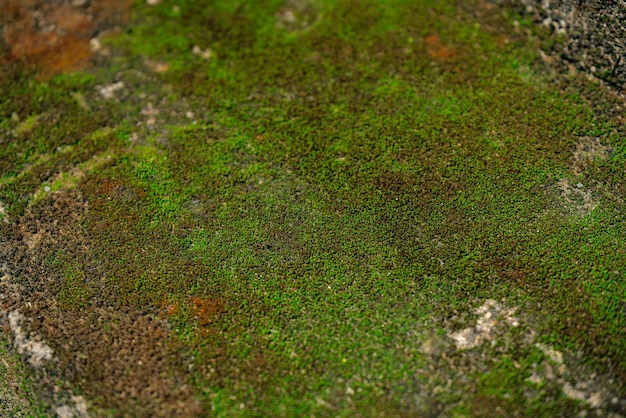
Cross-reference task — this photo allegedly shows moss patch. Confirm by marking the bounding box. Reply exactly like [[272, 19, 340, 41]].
[[0, 0, 625, 415]]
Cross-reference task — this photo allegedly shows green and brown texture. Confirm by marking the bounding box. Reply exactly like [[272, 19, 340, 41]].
[[0, 0, 625, 416]]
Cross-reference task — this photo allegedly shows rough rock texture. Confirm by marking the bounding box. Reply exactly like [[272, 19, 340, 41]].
[[492, 0, 626, 90]]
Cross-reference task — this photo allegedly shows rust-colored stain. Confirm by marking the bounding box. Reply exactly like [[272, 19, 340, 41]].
[[159, 299, 179, 318], [190, 296, 225, 327], [425, 34, 456, 60], [100, 180, 122, 195], [98, 179, 146, 200], [1, 0, 131, 80]]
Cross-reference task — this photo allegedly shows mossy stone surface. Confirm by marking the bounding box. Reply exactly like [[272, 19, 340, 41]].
[[0, 0, 624, 416]]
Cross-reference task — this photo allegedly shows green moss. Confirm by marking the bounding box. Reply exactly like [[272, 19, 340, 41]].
[[0, 338, 49, 417], [1, 0, 625, 415], [81, 0, 625, 411], [57, 263, 93, 312]]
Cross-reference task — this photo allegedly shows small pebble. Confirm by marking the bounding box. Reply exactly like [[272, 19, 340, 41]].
[[99, 81, 124, 100], [192, 46, 213, 60]]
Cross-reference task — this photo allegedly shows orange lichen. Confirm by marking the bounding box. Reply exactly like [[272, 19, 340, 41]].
[[159, 299, 179, 318], [190, 296, 225, 327], [425, 34, 456, 60], [1, 0, 131, 80]]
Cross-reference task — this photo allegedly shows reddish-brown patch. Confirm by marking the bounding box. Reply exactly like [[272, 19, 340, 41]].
[[100, 180, 122, 195], [159, 299, 179, 318], [425, 34, 456, 60], [96, 179, 146, 202], [0, 0, 131, 80], [190, 296, 225, 327], [144, 57, 170, 73], [0, 189, 203, 416]]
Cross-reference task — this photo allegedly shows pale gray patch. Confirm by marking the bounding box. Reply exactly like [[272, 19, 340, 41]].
[[536, 342, 564, 364], [448, 299, 519, 350], [55, 396, 89, 418], [556, 178, 597, 216], [0, 201, 7, 223], [98, 81, 125, 100], [572, 136, 613, 176], [8, 311, 53, 368], [275, 0, 321, 32]]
